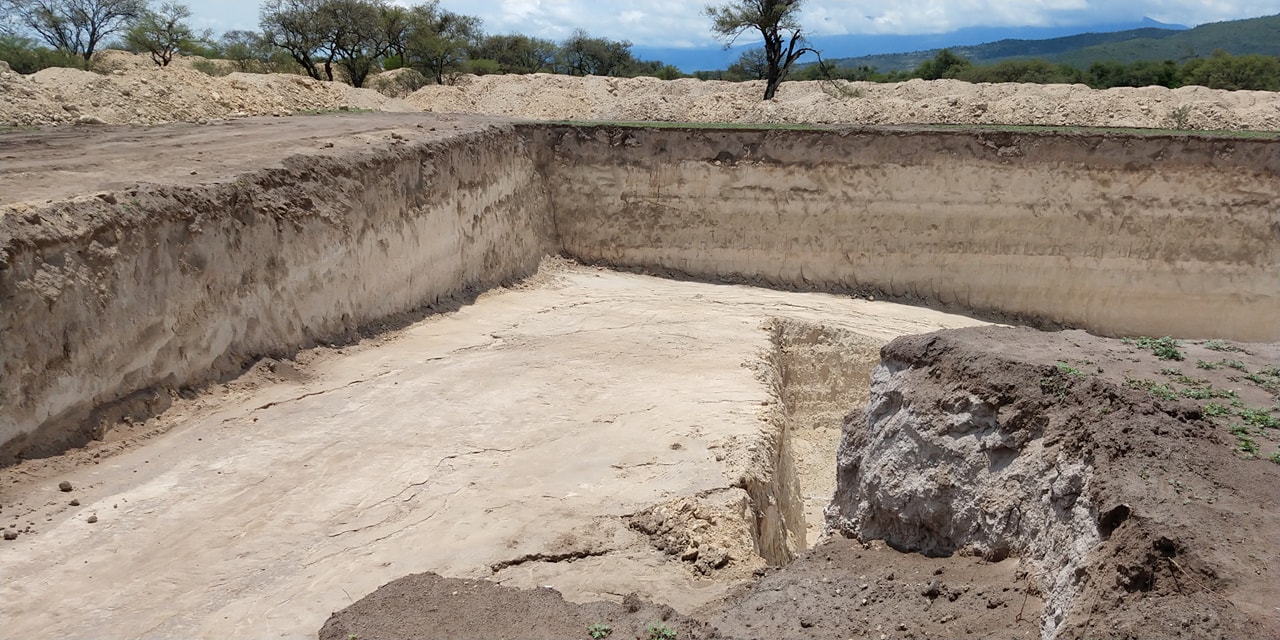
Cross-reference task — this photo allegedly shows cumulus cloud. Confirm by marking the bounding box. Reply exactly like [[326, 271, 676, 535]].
[[438, 0, 1276, 45], [193, 0, 1276, 47]]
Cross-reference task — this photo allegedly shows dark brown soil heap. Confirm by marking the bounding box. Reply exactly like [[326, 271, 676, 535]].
[[317, 572, 717, 640]]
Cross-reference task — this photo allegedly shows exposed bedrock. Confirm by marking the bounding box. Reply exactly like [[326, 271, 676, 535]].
[[826, 327, 1279, 639]]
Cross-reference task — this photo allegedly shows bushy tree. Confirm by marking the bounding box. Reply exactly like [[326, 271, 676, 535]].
[[321, 0, 396, 87], [705, 0, 814, 100], [470, 33, 557, 74], [259, 0, 327, 79], [913, 49, 971, 80], [1180, 51, 1280, 91], [0, 32, 86, 71], [403, 1, 481, 84], [122, 1, 201, 66], [726, 47, 767, 80], [5, 0, 147, 60], [957, 59, 1084, 85], [558, 29, 637, 77], [217, 29, 295, 72]]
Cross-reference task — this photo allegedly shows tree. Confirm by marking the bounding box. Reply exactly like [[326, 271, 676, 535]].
[[726, 47, 767, 80], [913, 49, 971, 80], [260, 0, 328, 80], [123, 1, 199, 66], [470, 34, 558, 74], [558, 29, 636, 77], [403, 1, 481, 84], [6, 0, 147, 60], [705, 0, 813, 100], [319, 0, 395, 87]]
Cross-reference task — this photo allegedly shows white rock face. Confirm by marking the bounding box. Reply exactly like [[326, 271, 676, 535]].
[[827, 360, 1100, 639]]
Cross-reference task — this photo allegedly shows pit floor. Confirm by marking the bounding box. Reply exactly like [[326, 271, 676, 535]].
[[0, 263, 985, 639]]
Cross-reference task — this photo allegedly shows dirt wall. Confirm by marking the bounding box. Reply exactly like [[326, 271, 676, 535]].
[[0, 126, 555, 461], [532, 125, 1280, 342]]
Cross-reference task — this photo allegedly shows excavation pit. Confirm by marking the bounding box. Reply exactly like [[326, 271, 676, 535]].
[[1, 115, 1277, 639]]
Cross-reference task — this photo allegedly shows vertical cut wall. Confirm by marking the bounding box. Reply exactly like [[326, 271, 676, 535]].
[[1, 126, 556, 461], [530, 125, 1280, 342]]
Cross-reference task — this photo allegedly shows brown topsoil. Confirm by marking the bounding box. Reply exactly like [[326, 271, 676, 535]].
[[319, 326, 1280, 640]]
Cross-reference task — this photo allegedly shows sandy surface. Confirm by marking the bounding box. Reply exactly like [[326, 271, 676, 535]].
[[0, 264, 985, 639], [0, 112, 501, 206]]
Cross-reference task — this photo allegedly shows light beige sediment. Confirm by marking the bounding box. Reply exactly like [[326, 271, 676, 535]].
[[3, 121, 1277, 458]]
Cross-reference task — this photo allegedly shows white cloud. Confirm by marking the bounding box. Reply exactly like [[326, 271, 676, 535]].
[[187, 0, 1278, 46]]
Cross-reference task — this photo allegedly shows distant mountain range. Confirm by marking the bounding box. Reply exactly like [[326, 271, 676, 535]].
[[821, 14, 1280, 73], [635, 14, 1280, 73]]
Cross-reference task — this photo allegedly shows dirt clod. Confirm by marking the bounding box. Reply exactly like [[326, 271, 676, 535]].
[[58, 481, 72, 492]]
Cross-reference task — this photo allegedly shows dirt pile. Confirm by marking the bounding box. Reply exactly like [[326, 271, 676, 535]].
[[828, 327, 1279, 639], [407, 73, 1280, 130], [318, 572, 716, 640], [0, 50, 411, 127]]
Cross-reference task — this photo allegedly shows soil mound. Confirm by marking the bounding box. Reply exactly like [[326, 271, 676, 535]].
[[318, 572, 716, 640], [0, 51, 411, 127], [407, 73, 1280, 130], [828, 326, 1279, 639]]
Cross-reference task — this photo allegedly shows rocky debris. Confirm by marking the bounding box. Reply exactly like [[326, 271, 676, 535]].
[[58, 481, 73, 492], [3, 530, 16, 540], [626, 493, 758, 576], [86, 515, 98, 524]]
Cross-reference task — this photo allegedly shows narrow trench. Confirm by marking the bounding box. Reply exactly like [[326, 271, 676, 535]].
[[743, 318, 884, 564]]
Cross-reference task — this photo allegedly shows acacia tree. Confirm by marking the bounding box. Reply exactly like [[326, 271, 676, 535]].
[[704, 0, 812, 100], [319, 0, 395, 87], [403, 2, 481, 84], [260, 0, 328, 79], [123, 1, 199, 66], [558, 29, 636, 77], [6, 0, 147, 60]]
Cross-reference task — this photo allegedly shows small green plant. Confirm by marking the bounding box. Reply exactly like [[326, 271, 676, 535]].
[[191, 59, 233, 77], [1161, 368, 1208, 387], [1200, 340, 1244, 353], [1056, 362, 1085, 377], [1237, 436, 1260, 456], [1196, 359, 1219, 370], [1180, 386, 1238, 400], [1125, 377, 1178, 401], [1269, 451, 1280, 464], [587, 623, 612, 639], [1129, 336, 1185, 361], [1203, 403, 1231, 418], [1168, 104, 1194, 130], [645, 622, 677, 640], [1238, 408, 1280, 430], [1220, 359, 1248, 372], [1243, 373, 1280, 394]]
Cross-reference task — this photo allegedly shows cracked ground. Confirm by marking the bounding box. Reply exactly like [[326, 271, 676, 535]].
[[0, 263, 985, 639]]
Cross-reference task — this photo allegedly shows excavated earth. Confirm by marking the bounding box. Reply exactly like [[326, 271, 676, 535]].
[[1, 114, 1278, 640]]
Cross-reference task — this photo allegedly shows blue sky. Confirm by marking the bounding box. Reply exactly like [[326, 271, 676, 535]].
[[190, 1, 1277, 47]]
